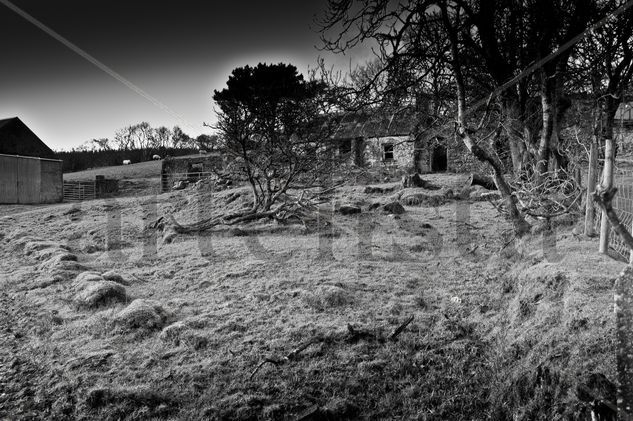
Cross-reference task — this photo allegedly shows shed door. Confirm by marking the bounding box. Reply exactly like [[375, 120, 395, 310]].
[[17, 157, 41, 204], [0, 155, 18, 204]]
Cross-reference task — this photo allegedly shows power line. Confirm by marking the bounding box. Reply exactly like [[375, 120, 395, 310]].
[[0, 0, 201, 133]]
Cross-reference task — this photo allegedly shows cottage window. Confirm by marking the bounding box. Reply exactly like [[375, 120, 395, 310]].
[[339, 139, 352, 156], [383, 144, 394, 161]]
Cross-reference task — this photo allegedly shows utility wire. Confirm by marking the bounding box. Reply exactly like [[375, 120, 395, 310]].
[[0, 0, 200, 133]]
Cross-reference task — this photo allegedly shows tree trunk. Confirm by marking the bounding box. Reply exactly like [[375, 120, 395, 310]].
[[466, 173, 497, 190], [584, 138, 598, 236], [456, 86, 530, 236], [440, 3, 530, 236], [600, 107, 617, 254], [550, 64, 572, 174], [501, 93, 527, 176], [536, 69, 556, 180]]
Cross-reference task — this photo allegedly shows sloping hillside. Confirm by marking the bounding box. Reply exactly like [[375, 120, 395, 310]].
[[63, 159, 163, 182], [0, 175, 624, 420]]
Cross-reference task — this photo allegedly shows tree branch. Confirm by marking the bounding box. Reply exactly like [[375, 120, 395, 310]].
[[593, 186, 633, 251]]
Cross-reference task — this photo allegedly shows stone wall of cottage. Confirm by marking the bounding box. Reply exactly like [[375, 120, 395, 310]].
[[353, 134, 491, 175], [362, 136, 415, 170], [413, 136, 487, 174], [616, 125, 633, 154], [161, 154, 225, 192], [448, 138, 489, 174]]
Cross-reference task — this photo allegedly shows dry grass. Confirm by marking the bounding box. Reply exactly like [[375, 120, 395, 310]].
[[0, 173, 624, 420]]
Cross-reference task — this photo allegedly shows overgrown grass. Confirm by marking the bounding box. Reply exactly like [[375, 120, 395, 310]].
[[0, 176, 624, 420]]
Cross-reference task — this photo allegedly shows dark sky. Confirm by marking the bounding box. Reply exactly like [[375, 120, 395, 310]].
[[0, 0, 372, 149]]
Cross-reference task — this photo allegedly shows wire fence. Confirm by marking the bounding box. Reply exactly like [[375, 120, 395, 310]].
[[594, 164, 633, 261]]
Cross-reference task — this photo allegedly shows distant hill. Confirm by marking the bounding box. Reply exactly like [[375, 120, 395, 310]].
[[56, 147, 199, 173]]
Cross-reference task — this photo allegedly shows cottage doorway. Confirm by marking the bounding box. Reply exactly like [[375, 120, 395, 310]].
[[431, 145, 447, 172]]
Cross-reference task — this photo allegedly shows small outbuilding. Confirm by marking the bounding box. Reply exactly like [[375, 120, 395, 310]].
[[160, 153, 226, 192], [0, 117, 56, 159], [0, 117, 63, 204]]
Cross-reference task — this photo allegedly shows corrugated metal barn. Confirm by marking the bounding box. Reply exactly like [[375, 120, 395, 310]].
[[0, 117, 63, 204]]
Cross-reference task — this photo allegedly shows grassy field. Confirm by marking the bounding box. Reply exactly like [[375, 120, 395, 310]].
[[0, 173, 624, 420], [63, 156, 202, 198], [63, 159, 164, 181]]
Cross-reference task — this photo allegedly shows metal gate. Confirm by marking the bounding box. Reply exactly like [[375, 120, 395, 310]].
[[63, 181, 96, 202]]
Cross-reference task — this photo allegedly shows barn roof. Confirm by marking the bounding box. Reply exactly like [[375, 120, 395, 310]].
[[0, 117, 55, 159]]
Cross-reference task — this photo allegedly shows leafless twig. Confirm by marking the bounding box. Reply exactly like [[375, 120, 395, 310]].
[[250, 340, 319, 379], [389, 315, 415, 341]]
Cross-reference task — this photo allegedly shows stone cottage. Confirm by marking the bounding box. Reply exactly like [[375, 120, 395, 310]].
[[329, 109, 484, 174]]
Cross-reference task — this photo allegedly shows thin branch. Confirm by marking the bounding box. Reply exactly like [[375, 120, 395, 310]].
[[389, 315, 415, 341]]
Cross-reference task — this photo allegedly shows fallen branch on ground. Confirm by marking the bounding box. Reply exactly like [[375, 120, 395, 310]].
[[250, 340, 318, 379], [465, 173, 497, 190], [347, 324, 378, 342], [250, 315, 415, 379], [347, 315, 415, 343], [389, 315, 415, 341], [151, 189, 334, 243], [499, 232, 517, 252], [454, 221, 482, 230]]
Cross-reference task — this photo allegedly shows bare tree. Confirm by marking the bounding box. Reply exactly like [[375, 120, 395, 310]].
[[567, 0, 633, 240], [213, 63, 339, 213], [194, 134, 218, 151], [152, 63, 341, 238], [153, 126, 172, 149], [171, 125, 192, 148], [91, 138, 111, 151], [320, 0, 531, 234], [113, 126, 135, 150]]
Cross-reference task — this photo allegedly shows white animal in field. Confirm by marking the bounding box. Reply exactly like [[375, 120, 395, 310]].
[[122, 159, 131, 165], [152, 154, 161, 160], [198, 149, 207, 154]]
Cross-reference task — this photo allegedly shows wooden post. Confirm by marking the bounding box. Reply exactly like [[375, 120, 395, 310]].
[[616, 266, 633, 418], [600, 137, 615, 254], [585, 139, 598, 236], [630, 212, 633, 264]]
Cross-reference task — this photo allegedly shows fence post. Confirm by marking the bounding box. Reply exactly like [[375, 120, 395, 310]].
[[628, 187, 633, 265], [599, 137, 615, 254], [615, 266, 633, 418], [584, 139, 598, 236]]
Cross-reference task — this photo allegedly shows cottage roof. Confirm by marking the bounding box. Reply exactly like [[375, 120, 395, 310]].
[[330, 108, 422, 139], [0, 117, 55, 159]]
